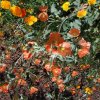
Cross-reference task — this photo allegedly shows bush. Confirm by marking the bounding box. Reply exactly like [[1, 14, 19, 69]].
[[0, 0, 100, 100]]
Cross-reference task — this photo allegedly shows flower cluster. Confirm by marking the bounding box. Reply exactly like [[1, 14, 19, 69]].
[[0, 0, 100, 99]]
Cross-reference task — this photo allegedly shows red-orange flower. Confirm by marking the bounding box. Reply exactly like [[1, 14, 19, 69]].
[[56, 79, 64, 85], [23, 50, 32, 60], [39, 6, 48, 12], [51, 77, 57, 82], [29, 87, 38, 94], [69, 28, 80, 37], [58, 84, 65, 92], [38, 12, 48, 22], [78, 48, 89, 58], [17, 79, 27, 86], [72, 71, 79, 77], [80, 64, 90, 70], [57, 42, 72, 56], [52, 67, 62, 77], [0, 83, 9, 93], [79, 38, 91, 50], [44, 63, 52, 72], [78, 38, 91, 58], [45, 32, 64, 54], [34, 59, 41, 65], [10, 6, 26, 17], [0, 64, 6, 73]]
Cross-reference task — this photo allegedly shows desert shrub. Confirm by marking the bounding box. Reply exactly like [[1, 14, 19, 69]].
[[0, 0, 100, 100]]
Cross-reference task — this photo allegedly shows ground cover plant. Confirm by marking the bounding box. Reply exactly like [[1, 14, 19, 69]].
[[0, 0, 100, 100]]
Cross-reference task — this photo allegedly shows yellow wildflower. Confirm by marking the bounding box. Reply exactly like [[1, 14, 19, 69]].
[[26, 8, 33, 14], [24, 16, 38, 26], [62, 2, 70, 12], [0, 1, 11, 9], [88, 0, 96, 5], [77, 9, 87, 18], [85, 87, 93, 95], [0, 12, 1, 16], [10, 5, 22, 17]]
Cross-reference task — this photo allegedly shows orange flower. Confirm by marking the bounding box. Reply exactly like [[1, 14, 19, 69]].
[[39, 6, 48, 12], [0, 83, 9, 93], [80, 64, 90, 70], [0, 1, 11, 9], [96, 78, 100, 83], [56, 79, 64, 85], [44, 63, 52, 72], [24, 15, 37, 26], [10, 6, 26, 17], [58, 84, 65, 92], [51, 77, 57, 82], [72, 71, 79, 77], [17, 79, 27, 86], [64, 66, 70, 72], [29, 87, 38, 94], [70, 87, 76, 95], [0, 31, 4, 37], [77, 9, 87, 18], [38, 12, 48, 22], [57, 42, 72, 56], [46, 32, 64, 46], [68, 28, 80, 37], [78, 38, 91, 58], [20, 8, 26, 17], [10, 5, 22, 17], [52, 67, 62, 77], [34, 59, 41, 65], [23, 50, 32, 60], [79, 38, 91, 50], [78, 48, 89, 58], [0, 64, 6, 73], [45, 32, 64, 54]]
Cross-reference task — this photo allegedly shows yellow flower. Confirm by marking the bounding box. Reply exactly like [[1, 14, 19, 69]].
[[10, 5, 22, 17], [26, 8, 33, 14], [88, 0, 96, 5], [85, 87, 93, 95], [0, 1, 11, 9], [0, 12, 1, 16], [77, 9, 87, 18], [62, 2, 70, 12], [24, 16, 38, 26]]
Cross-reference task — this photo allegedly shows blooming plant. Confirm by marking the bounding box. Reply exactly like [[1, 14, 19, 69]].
[[0, 0, 100, 100]]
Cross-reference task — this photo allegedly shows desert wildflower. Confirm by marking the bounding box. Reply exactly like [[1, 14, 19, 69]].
[[0, 12, 1, 16], [24, 15, 38, 26], [69, 28, 80, 37], [0, 1, 11, 9], [10, 5, 22, 17], [78, 48, 89, 58], [57, 42, 72, 57], [71, 71, 79, 77], [85, 87, 93, 95], [77, 9, 87, 18], [29, 87, 38, 94], [0, 31, 4, 37], [88, 0, 96, 5], [62, 2, 70, 12], [38, 12, 48, 22]]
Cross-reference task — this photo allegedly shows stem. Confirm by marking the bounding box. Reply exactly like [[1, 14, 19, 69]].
[[58, 17, 68, 33]]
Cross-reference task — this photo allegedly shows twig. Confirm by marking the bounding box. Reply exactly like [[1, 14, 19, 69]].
[[14, 54, 23, 66]]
